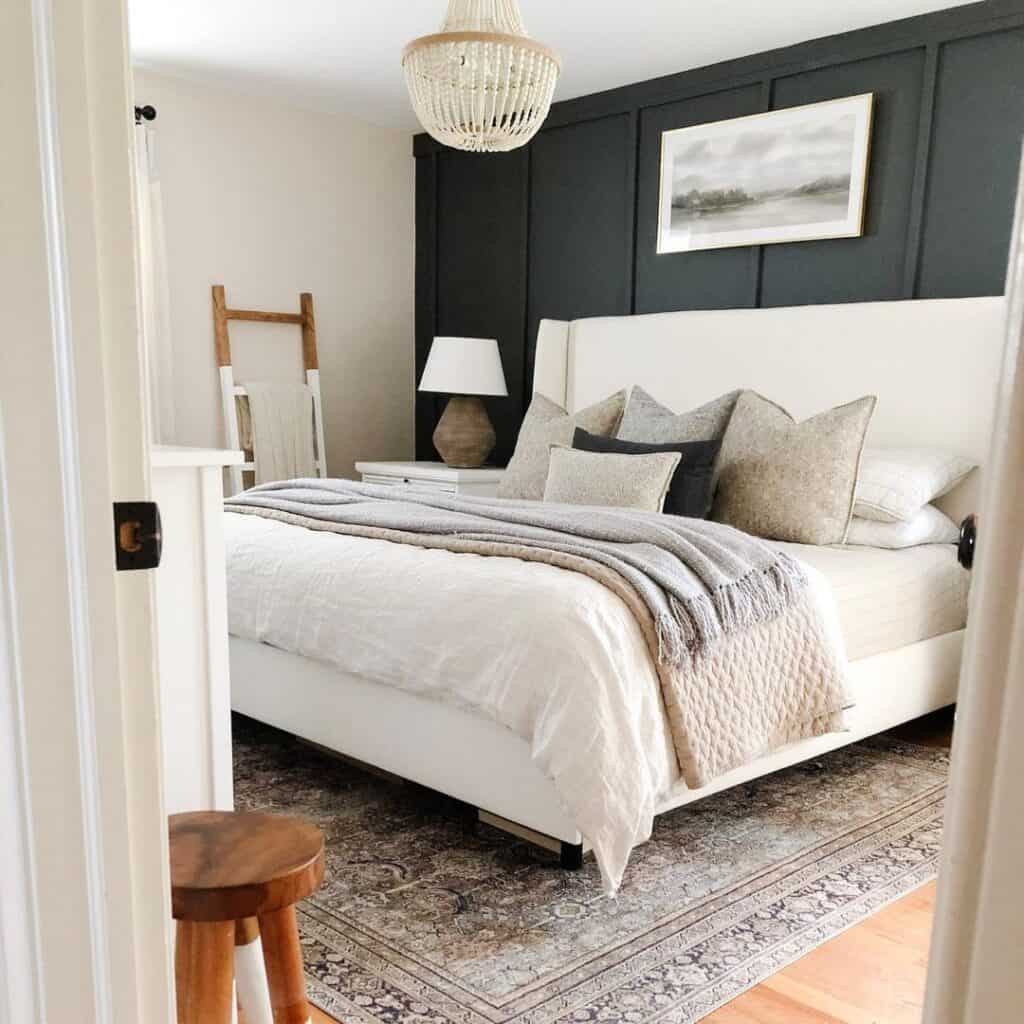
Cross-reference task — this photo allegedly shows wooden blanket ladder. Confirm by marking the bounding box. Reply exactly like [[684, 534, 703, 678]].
[[212, 284, 327, 494]]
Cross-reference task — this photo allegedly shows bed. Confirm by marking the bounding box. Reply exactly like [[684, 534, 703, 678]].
[[228, 295, 1003, 887]]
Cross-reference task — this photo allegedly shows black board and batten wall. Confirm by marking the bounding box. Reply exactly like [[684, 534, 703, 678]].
[[414, 0, 1024, 463]]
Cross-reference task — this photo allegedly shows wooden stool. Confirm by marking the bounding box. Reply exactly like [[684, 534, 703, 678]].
[[169, 811, 325, 1024]]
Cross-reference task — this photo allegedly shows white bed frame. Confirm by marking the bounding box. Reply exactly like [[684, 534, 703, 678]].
[[232, 296, 1005, 863]]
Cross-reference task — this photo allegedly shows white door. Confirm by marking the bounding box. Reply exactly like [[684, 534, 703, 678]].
[[0, 0, 174, 1020], [923, 155, 1024, 1022]]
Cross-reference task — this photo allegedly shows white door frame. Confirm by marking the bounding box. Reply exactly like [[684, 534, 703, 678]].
[[4, 0, 1024, 1019], [923, 153, 1024, 1022], [0, 440, 45, 1024], [1, 0, 173, 1019]]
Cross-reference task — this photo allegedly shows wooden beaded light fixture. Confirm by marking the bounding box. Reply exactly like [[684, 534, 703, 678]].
[[402, 0, 560, 153]]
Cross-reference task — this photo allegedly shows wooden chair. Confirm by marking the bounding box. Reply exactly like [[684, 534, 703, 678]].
[[170, 810, 325, 1024]]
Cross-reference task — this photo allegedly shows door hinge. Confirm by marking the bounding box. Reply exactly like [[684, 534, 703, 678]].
[[113, 501, 162, 571]]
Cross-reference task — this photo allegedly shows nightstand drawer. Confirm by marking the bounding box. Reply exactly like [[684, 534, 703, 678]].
[[356, 462, 505, 499], [362, 473, 458, 495]]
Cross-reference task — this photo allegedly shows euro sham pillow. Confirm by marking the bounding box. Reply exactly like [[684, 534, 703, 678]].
[[844, 504, 960, 549], [572, 427, 720, 518], [616, 386, 742, 444], [543, 445, 681, 512], [854, 447, 976, 523], [712, 391, 876, 545], [497, 390, 626, 501]]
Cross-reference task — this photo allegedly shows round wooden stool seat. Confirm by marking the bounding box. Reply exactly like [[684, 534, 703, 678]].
[[170, 810, 325, 921], [168, 810, 325, 1024]]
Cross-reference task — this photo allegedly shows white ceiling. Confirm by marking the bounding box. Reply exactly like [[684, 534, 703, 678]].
[[128, 0, 977, 133]]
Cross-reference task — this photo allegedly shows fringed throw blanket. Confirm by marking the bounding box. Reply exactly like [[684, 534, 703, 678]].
[[227, 479, 851, 793]]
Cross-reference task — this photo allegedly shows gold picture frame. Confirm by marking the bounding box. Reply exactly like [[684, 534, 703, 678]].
[[656, 93, 874, 254]]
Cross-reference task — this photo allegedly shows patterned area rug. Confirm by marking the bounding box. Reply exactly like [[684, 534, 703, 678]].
[[233, 715, 947, 1023]]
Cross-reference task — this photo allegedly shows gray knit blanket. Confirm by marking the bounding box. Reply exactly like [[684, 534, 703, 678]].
[[226, 479, 850, 787], [227, 479, 807, 667]]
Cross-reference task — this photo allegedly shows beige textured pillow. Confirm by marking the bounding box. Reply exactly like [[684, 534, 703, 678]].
[[712, 391, 877, 545], [617, 386, 741, 443], [543, 446, 681, 511], [497, 391, 626, 500]]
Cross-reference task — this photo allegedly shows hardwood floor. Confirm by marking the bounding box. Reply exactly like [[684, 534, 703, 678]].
[[308, 710, 953, 1024], [702, 881, 936, 1023]]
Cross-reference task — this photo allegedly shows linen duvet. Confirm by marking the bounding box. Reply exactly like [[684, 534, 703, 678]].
[[225, 482, 849, 891]]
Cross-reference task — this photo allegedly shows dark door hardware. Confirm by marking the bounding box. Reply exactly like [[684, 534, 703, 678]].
[[958, 514, 977, 571], [113, 501, 162, 571]]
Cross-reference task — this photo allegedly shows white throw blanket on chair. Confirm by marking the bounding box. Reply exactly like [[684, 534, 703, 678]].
[[243, 380, 317, 484]]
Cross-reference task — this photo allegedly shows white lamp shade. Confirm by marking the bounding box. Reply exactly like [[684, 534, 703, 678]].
[[418, 336, 508, 397]]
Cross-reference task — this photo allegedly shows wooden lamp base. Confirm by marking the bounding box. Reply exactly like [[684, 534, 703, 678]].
[[433, 396, 496, 468]]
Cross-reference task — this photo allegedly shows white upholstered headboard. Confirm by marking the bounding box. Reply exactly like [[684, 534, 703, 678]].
[[533, 297, 1005, 520]]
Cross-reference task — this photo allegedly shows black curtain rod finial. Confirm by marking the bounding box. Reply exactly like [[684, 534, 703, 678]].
[[134, 104, 157, 124]]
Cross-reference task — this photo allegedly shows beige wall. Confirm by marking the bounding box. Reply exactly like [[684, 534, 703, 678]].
[[133, 69, 414, 477]]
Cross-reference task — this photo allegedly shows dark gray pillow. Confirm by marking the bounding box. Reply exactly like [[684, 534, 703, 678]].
[[617, 386, 741, 444], [573, 428, 720, 518]]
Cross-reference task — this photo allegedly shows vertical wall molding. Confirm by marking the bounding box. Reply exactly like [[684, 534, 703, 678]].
[[429, 152, 440, 435], [520, 147, 533, 412], [625, 110, 640, 314], [750, 78, 775, 308], [903, 42, 941, 297], [431, 153, 438, 338], [414, 1, 1024, 455], [414, 152, 439, 456]]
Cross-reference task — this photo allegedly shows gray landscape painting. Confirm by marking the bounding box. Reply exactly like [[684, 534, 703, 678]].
[[658, 96, 871, 252]]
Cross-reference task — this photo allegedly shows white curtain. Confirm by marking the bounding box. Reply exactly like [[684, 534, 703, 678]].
[[134, 123, 176, 443]]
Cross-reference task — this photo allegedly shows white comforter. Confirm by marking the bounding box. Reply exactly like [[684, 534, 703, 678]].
[[225, 511, 844, 890]]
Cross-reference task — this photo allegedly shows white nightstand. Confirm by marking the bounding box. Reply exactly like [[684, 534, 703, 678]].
[[355, 461, 505, 498]]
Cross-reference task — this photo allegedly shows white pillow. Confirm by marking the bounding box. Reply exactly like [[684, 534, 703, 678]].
[[854, 447, 975, 523], [844, 504, 959, 549]]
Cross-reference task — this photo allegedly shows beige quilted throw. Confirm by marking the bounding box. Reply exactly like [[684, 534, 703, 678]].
[[227, 480, 851, 788]]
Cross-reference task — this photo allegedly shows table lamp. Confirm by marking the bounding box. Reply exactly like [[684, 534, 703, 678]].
[[418, 336, 507, 468]]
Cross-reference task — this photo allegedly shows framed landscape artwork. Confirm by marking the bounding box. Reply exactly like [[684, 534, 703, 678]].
[[656, 93, 874, 254]]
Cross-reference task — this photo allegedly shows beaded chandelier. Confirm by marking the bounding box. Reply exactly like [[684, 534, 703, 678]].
[[402, 0, 560, 153]]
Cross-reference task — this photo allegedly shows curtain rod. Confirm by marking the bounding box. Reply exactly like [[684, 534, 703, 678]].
[[134, 104, 156, 125]]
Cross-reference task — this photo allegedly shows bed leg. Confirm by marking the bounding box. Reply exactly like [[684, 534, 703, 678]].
[[560, 841, 584, 870]]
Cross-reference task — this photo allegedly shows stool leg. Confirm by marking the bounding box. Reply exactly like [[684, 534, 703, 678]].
[[235, 918, 274, 1024], [258, 906, 311, 1024], [175, 920, 235, 1024]]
